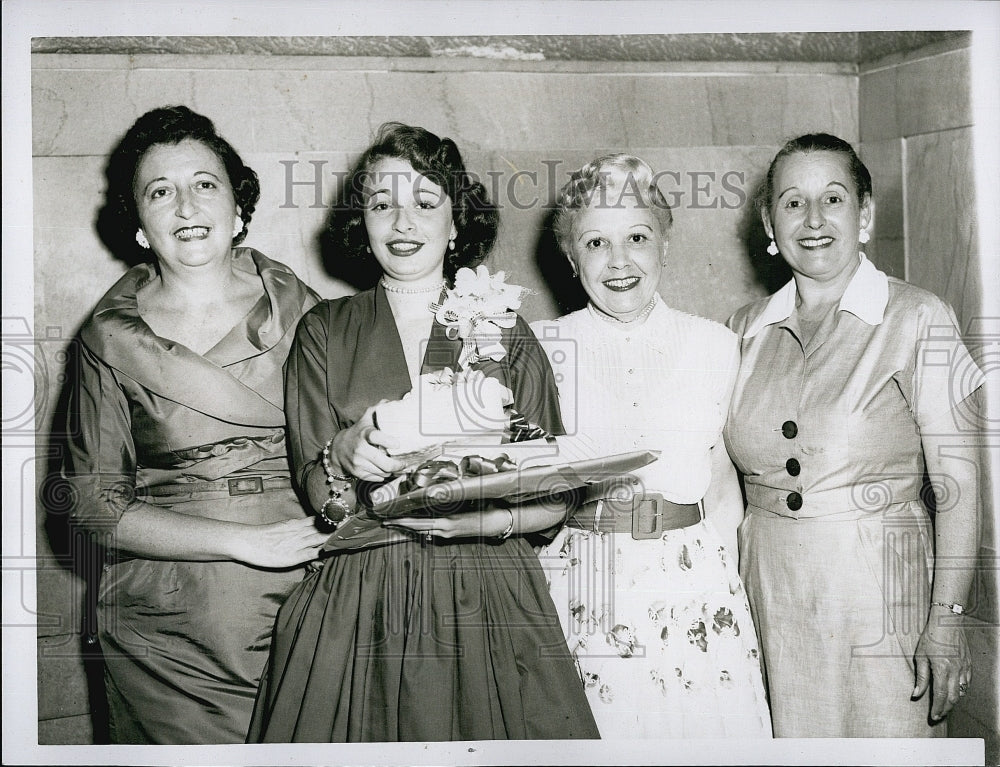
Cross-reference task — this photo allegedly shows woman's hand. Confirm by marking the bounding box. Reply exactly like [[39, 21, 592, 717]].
[[912, 607, 972, 720], [228, 516, 330, 568], [387, 506, 514, 541], [331, 404, 406, 481]]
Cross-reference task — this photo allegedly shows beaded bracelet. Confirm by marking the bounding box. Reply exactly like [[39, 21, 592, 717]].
[[318, 437, 354, 528]]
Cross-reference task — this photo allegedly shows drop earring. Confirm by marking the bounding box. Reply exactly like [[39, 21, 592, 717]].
[[232, 219, 243, 238], [448, 237, 456, 252], [766, 239, 779, 256], [135, 229, 150, 249], [859, 229, 870, 260]]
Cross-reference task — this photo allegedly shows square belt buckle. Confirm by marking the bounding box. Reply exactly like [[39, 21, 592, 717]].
[[631, 493, 665, 540], [228, 476, 264, 496]]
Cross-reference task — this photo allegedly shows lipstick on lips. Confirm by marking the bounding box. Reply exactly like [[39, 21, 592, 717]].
[[602, 275, 641, 292], [174, 225, 211, 241], [386, 239, 423, 257], [797, 236, 834, 249]]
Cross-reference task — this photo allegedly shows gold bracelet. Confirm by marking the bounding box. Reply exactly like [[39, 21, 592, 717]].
[[497, 507, 515, 540]]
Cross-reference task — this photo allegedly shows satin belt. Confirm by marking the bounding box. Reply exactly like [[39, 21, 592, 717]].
[[138, 475, 293, 500], [745, 480, 921, 520], [566, 492, 702, 539]]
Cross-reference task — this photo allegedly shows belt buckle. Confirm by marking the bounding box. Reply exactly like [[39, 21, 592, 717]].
[[228, 476, 264, 496], [631, 492, 665, 540]]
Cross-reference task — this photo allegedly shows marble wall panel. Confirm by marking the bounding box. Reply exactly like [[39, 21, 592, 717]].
[[904, 127, 980, 328], [859, 138, 903, 239], [860, 47, 972, 142], [37, 634, 93, 720], [33, 57, 860, 156], [38, 713, 96, 745], [706, 74, 857, 146], [951, 621, 1000, 737], [32, 67, 257, 157], [868, 237, 905, 281]]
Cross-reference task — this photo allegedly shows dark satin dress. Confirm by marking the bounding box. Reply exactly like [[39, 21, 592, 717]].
[[65, 249, 318, 743], [248, 285, 599, 742]]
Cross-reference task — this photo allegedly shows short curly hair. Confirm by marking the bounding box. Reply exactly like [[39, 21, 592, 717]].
[[552, 153, 673, 257], [100, 105, 260, 259], [756, 133, 873, 218], [333, 122, 499, 283]]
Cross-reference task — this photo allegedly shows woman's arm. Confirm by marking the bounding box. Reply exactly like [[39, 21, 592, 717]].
[[112, 506, 327, 566], [911, 391, 982, 720], [387, 496, 572, 541], [284, 307, 405, 513], [703, 443, 744, 560], [703, 328, 744, 559], [65, 339, 327, 566]]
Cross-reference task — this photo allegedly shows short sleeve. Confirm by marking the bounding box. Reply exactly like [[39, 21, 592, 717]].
[[63, 341, 139, 536], [910, 295, 985, 431]]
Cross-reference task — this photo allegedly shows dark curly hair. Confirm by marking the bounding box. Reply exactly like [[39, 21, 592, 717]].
[[98, 105, 260, 262], [333, 122, 499, 284], [756, 133, 873, 219]]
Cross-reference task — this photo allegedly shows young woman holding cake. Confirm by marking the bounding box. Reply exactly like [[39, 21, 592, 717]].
[[248, 123, 599, 742]]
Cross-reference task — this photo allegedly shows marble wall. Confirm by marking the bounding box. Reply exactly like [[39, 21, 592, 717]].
[[28, 40, 992, 750], [30, 53, 855, 743], [861, 42, 998, 757]]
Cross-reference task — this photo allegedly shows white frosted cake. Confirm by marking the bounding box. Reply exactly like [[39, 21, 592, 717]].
[[374, 368, 513, 458]]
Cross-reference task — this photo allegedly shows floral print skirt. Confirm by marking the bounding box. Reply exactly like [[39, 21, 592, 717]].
[[539, 519, 772, 738]]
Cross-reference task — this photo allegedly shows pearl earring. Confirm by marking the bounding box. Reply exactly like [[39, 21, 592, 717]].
[[135, 229, 150, 249], [232, 220, 243, 238], [448, 237, 456, 252], [766, 239, 779, 256], [859, 230, 870, 244]]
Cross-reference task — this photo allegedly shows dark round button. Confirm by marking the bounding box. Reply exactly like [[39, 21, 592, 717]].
[[781, 420, 798, 439], [786, 458, 801, 476], [786, 491, 803, 511]]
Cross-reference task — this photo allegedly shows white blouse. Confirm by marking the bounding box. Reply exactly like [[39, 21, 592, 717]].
[[531, 295, 739, 504]]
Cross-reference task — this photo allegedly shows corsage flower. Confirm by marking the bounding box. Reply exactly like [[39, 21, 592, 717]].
[[431, 265, 531, 369]]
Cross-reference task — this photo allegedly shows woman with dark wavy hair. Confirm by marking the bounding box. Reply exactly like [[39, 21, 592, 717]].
[[65, 105, 328, 743], [248, 123, 598, 742]]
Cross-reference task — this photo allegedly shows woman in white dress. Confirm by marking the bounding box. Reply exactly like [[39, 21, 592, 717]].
[[532, 154, 771, 738]]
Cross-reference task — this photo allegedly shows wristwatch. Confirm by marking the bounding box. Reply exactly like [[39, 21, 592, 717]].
[[931, 601, 966, 615]]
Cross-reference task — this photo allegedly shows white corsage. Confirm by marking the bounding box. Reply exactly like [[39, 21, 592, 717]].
[[431, 265, 531, 369]]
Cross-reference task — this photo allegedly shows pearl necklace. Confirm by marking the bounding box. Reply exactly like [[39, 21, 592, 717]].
[[591, 296, 657, 325], [380, 277, 447, 295]]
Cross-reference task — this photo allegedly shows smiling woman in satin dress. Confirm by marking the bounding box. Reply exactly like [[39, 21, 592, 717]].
[[64, 105, 328, 743], [724, 133, 983, 737]]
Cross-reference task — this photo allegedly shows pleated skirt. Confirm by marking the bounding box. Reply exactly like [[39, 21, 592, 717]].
[[248, 535, 599, 742]]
